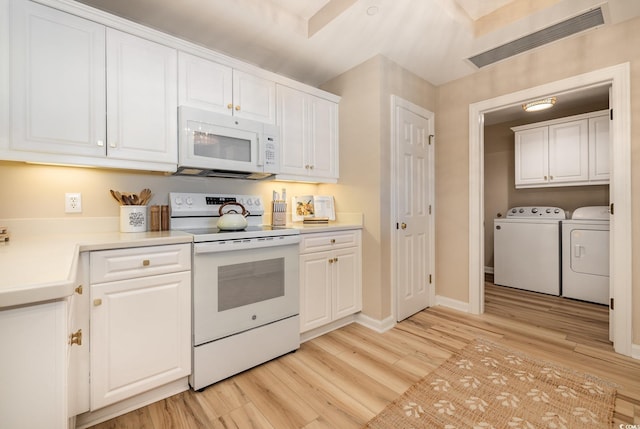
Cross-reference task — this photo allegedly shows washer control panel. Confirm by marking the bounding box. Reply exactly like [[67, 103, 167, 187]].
[[506, 206, 566, 219]]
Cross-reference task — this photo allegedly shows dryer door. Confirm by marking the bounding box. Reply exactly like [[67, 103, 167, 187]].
[[570, 228, 609, 276]]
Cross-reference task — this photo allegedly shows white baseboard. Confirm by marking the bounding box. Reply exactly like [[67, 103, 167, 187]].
[[631, 343, 640, 360], [75, 378, 189, 429], [300, 314, 358, 343], [435, 295, 470, 313], [356, 312, 396, 333]]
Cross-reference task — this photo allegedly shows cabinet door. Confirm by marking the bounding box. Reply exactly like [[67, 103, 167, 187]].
[[515, 127, 548, 187], [106, 29, 177, 165], [589, 114, 610, 183], [332, 247, 362, 320], [548, 119, 588, 184], [178, 51, 232, 114], [299, 251, 332, 332], [10, 0, 106, 157], [233, 69, 275, 123], [90, 271, 190, 410], [277, 84, 309, 176], [309, 97, 338, 179], [0, 301, 68, 429]]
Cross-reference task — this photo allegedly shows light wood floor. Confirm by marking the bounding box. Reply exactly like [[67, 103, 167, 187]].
[[90, 283, 640, 428]]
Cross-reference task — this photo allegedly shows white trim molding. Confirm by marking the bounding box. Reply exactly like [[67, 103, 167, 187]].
[[468, 63, 633, 357], [435, 295, 470, 313], [356, 313, 396, 334]]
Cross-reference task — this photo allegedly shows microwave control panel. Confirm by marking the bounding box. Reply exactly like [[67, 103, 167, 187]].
[[263, 128, 279, 173]]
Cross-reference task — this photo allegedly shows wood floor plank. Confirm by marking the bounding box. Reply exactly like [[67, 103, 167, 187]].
[[88, 282, 640, 428]]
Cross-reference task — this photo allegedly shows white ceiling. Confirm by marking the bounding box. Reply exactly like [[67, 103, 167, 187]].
[[74, 0, 638, 123]]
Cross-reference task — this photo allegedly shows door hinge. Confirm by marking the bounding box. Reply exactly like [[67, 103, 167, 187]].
[[429, 135, 434, 145], [428, 274, 432, 284], [609, 203, 614, 215], [429, 205, 432, 215], [610, 297, 614, 310]]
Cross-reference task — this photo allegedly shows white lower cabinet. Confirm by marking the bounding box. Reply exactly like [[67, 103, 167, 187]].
[[0, 256, 87, 429], [299, 230, 362, 333], [89, 244, 191, 411], [0, 301, 68, 429]]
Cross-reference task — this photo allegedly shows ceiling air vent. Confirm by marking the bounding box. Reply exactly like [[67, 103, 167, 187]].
[[468, 7, 604, 68]]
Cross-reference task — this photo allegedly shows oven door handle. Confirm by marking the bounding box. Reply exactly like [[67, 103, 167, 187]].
[[194, 235, 300, 254]]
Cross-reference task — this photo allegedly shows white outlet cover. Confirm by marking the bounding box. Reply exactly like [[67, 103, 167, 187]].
[[65, 192, 82, 213]]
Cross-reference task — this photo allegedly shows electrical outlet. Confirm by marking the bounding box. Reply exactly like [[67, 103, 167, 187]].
[[65, 193, 82, 213]]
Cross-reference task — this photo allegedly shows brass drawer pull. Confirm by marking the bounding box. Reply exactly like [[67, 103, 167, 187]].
[[142, 259, 150, 266]]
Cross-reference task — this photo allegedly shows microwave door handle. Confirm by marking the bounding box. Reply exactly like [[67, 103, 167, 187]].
[[256, 136, 264, 166]]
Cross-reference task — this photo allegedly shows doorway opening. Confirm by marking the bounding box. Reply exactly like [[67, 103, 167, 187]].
[[468, 63, 632, 357]]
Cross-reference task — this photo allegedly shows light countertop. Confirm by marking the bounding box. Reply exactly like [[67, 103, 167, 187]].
[[0, 225, 192, 309], [0, 215, 363, 309]]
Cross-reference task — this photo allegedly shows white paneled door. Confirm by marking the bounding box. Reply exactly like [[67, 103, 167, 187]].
[[393, 97, 434, 321]]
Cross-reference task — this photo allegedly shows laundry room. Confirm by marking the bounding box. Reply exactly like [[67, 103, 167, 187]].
[[483, 88, 611, 337]]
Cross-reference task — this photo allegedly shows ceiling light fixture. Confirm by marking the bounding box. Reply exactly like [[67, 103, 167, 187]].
[[366, 6, 379, 16], [522, 96, 557, 112]]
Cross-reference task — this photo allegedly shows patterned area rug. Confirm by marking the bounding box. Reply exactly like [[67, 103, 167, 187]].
[[364, 339, 616, 429]]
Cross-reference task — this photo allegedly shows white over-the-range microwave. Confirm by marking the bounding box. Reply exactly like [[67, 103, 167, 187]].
[[176, 106, 279, 180]]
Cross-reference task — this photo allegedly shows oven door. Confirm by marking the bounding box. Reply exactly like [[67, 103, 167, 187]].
[[192, 237, 299, 345]]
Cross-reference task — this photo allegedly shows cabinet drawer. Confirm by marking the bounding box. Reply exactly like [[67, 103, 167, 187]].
[[300, 230, 360, 253], [90, 244, 191, 283]]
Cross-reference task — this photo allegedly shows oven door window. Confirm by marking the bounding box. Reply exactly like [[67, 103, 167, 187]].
[[218, 258, 284, 311]]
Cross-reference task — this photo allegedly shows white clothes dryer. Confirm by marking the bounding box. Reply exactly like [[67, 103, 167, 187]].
[[561, 206, 609, 305], [494, 206, 566, 295]]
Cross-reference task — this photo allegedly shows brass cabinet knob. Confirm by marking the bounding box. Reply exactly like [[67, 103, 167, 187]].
[[74, 284, 83, 295], [401, 222, 407, 230], [93, 298, 102, 306], [142, 259, 150, 266], [227, 103, 233, 109], [235, 105, 241, 111], [330, 239, 336, 244]]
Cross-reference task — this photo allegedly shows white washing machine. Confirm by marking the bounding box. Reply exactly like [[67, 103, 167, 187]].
[[561, 206, 609, 305], [494, 206, 566, 295]]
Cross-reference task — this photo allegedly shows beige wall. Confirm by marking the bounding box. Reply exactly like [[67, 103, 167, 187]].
[[0, 160, 321, 219], [484, 103, 610, 268], [436, 16, 640, 342], [321, 55, 436, 320]]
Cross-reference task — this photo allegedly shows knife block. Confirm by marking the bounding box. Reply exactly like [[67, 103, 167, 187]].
[[271, 201, 287, 227]]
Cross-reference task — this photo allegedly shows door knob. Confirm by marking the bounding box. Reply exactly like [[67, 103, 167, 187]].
[[401, 222, 407, 229]]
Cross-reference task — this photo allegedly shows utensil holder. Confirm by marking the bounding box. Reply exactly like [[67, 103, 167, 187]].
[[271, 201, 287, 227], [120, 205, 147, 232]]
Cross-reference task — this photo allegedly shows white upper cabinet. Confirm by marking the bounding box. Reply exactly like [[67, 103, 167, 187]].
[[547, 119, 589, 184], [276, 84, 338, 182], [513, 110, 609, 188], [178, 51, 275, 123], [106, 28, 177, 165], [8, 0, 177, 171], [10, 0, 106, 158], [588, 113, 610, 183]]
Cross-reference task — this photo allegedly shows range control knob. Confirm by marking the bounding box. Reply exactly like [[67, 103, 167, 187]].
[[518, 208, 524, 213], [254, 198, 261, 206], [511, 208, 517, 214], [531, 208, 538, 214], [185, 197, 193, 206], [546, 208, 552, 213], [554, 208, 560, 214], [174, 197, 183, 206]]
